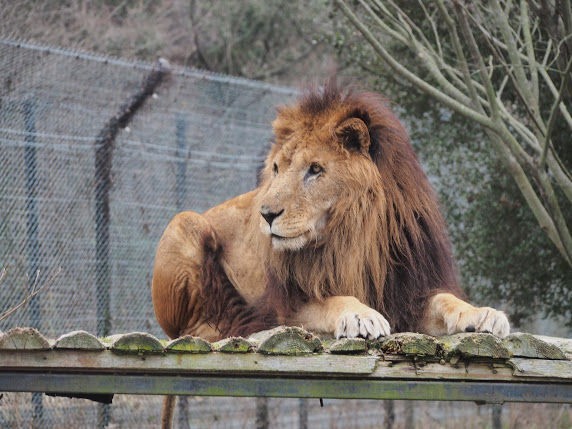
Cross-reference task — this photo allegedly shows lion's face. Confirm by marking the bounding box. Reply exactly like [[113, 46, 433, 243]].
[[258, 112, 377, 252]]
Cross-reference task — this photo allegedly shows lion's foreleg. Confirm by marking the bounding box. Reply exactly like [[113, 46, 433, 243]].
[[286, 296, 391, 340], [421, 292, 510, 337]]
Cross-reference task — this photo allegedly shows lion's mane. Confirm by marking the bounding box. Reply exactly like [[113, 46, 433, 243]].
[[263, 82, 463, 333]]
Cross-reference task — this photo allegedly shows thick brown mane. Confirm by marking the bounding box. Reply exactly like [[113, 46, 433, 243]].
[[264, 81, 463, 333]]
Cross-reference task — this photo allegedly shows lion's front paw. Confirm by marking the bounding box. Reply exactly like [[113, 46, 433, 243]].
[[447, 307, 510, 338], [335, 308, 391, 340]]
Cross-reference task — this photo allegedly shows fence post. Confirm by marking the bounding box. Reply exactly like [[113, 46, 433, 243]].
[[255, 397, 269, 429], [23, 98, 44, 428], [177, 396, 190, 429], [176, 114, 188, 209], [298, 398, 308, 429], [175, 114, 190, 429], [94, 141, 112, 340], [23, 99, 41, 329], [93, 60, 170, 429], [492, 404, 503, 429], [404, 401, 415, 428], [383, 400, 395, 429]]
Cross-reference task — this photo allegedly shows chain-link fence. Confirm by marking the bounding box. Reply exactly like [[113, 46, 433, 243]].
[[0, 38, 301, 427], [0, 39, 296, 338]]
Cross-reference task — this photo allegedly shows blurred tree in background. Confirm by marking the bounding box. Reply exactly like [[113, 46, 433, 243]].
[[1, 0, 570, 328]]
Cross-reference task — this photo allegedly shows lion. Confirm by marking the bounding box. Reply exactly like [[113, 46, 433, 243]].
[[152, 80, 510, 426]]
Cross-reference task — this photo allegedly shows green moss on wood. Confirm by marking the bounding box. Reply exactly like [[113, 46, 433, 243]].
[[251, 326, 322, 355], [328, 338, 367, 354], [166, 336, 212, 353], [377, 333, 438, 357], [440, 333, 510, 359], [212, 337, 253, 353], [111, 332, 164, 354]]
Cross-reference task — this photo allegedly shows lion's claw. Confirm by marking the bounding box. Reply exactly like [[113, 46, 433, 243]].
[[335, 309, 391, 340], [448, 306, 510, 338]]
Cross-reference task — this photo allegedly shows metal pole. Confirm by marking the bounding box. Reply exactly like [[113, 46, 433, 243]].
[[298, 398, 308, 429], [404, 401, 415, 429], [23, 99, 44, 427], [255, 397, 269, 429], [177, 396, 190, 429], [175, 114, 191, 429], [383, 400, 395, 429], [175, 114, 188, 210], [23, 99, 40, 329], [492, 404, 503, 429], [93, 61, 170, 429]]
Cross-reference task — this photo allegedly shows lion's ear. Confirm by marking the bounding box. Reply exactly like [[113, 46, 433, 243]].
[[335, 118, 370, 154]]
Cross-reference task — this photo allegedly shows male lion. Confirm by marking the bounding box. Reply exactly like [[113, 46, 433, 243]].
[[152, 81, 510, 343]]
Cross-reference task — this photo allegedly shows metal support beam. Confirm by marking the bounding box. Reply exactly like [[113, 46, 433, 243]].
[[0, 373, 570, 404]]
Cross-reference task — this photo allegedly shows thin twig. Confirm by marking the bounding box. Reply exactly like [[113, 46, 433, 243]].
[[540, 55, 572, 168], [0, 268, 62, 322], [520, 0, 539, 102], [436, 0, 482, 111]]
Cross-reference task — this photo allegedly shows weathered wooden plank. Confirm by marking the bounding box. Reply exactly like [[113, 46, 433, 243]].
[[509, 358, 572, 379], [1, 372, 570, 404], [377, 333, 438, 357], [440, 333, 510, 359], [54, 330, 105, 351], [250, 326, 322, 355], [328, 338, 368, 354], [212, 337, 254, 353], [504, 333, 566, 359], [535, 335, 572, 359], [0, 327, 50, 350], [110, 332, 164, 354], [165, 336, 211, 353], [3, 349, 571, 383], [0, 350, 378, 375]]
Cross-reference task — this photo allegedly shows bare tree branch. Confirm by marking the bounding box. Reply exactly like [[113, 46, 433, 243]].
[[0, 268, 62, 322], [334, 0, 572, 267], [334, 0, 494, 128], [541, 55, 572, 168]]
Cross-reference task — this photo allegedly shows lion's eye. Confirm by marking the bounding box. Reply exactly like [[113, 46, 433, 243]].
[[272, 162, 279, 176], [308, 163, 323, 176]]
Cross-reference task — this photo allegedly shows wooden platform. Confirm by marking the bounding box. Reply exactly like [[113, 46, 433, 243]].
[[0, 326, 571, 404]]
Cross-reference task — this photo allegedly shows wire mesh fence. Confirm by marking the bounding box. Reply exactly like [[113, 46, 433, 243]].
[[0, 38, 295, 337], [0, 38, 299, 427]]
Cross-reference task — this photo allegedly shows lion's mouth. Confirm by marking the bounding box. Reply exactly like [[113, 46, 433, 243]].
[[271, 231, 307, 240], [270, 232, 309, 251]]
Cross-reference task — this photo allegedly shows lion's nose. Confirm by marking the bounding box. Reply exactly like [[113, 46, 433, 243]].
[[260, 206, 284, 227]]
